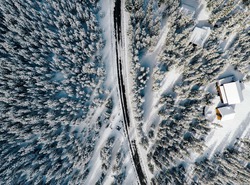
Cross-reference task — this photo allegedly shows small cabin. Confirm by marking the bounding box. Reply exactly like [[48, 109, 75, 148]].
[[180, 3, 196, 19], [214, 76, 244, 122], [218, 81, 243, 105], [189, 27, 211, 47], [216, 106, 235, 121]]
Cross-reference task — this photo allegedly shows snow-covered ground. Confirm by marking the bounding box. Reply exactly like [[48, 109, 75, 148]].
[[1, 0, 249, 184], [83, 0, 138, 184], [219, 32, 238, 52], [153, 21, 170, 53], [182, 0, 210, 22], [120, 0, 152, 182], [100, 0, 249, 183], [120, 4, 184, 180], [103, 0, 249, 183], [204, 81, 250, 157], [121, 0, 212, 181], [143, 67, 182, 131], [181, 0, 247, 159]]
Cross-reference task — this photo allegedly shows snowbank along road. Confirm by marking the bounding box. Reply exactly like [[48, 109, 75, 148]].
[[113, 0, 147, 184]]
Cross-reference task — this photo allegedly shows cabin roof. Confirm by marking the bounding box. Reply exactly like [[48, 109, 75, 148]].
[[219, 81, 243, 105], [189, 27, 211, 47], [180, 3, 196, 18], [217, 106, 236, 121]]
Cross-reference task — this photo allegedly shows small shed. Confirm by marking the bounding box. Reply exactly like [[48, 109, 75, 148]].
[[219, 81, 243, 105], [216, 106, 235, 121], [189, 27, 211, 47], [180, 3, 196, 19]]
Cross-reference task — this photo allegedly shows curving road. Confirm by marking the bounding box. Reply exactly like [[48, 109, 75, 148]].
[[113, 0, 147, 185]]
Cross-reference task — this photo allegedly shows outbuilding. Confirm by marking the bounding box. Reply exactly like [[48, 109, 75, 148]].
[[180, 3, 196, 19], [189, 27, 211, 47], [216, 106, 236, 121]]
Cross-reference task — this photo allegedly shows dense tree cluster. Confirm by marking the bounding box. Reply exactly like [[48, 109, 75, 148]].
[[94, 136, 116, 184], [150, 0, 249, 182], [126, 0, 171, 144], [126, 0, 249, 184], [0, 0, 248, 183], [111, 147, 127, 184], [100, 136, 115, 171], [0, 122, 99, 184], [152, 163, 187, 184], [192, 139, 250, 184], [151, 138, 250, 184], [0, 0, 114, 184], [0, 0, 108, 125]]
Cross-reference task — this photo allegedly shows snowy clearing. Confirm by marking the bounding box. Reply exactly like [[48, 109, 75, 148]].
[[204, 82, 250, 157]]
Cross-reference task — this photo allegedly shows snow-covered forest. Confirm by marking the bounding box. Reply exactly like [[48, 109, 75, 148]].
[[0, 0, 249, 184], [125, 0, 249, 184], [0, 0, 134, 184]]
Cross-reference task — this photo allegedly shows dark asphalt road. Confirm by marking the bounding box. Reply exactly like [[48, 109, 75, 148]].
[[113, 1, 147, 185]]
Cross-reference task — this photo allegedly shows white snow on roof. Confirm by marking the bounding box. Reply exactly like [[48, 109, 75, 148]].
[[220, 81, 243, 105], [218, 75, 234, 85], [189, 27, 211, 47], [180, 4, 196, 18], [205, 83, 250, 157], [196, 0, 210, 21], [181, 0, 211, 21], [219, 85, 228, 104], [217, 106, 235, 121]]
